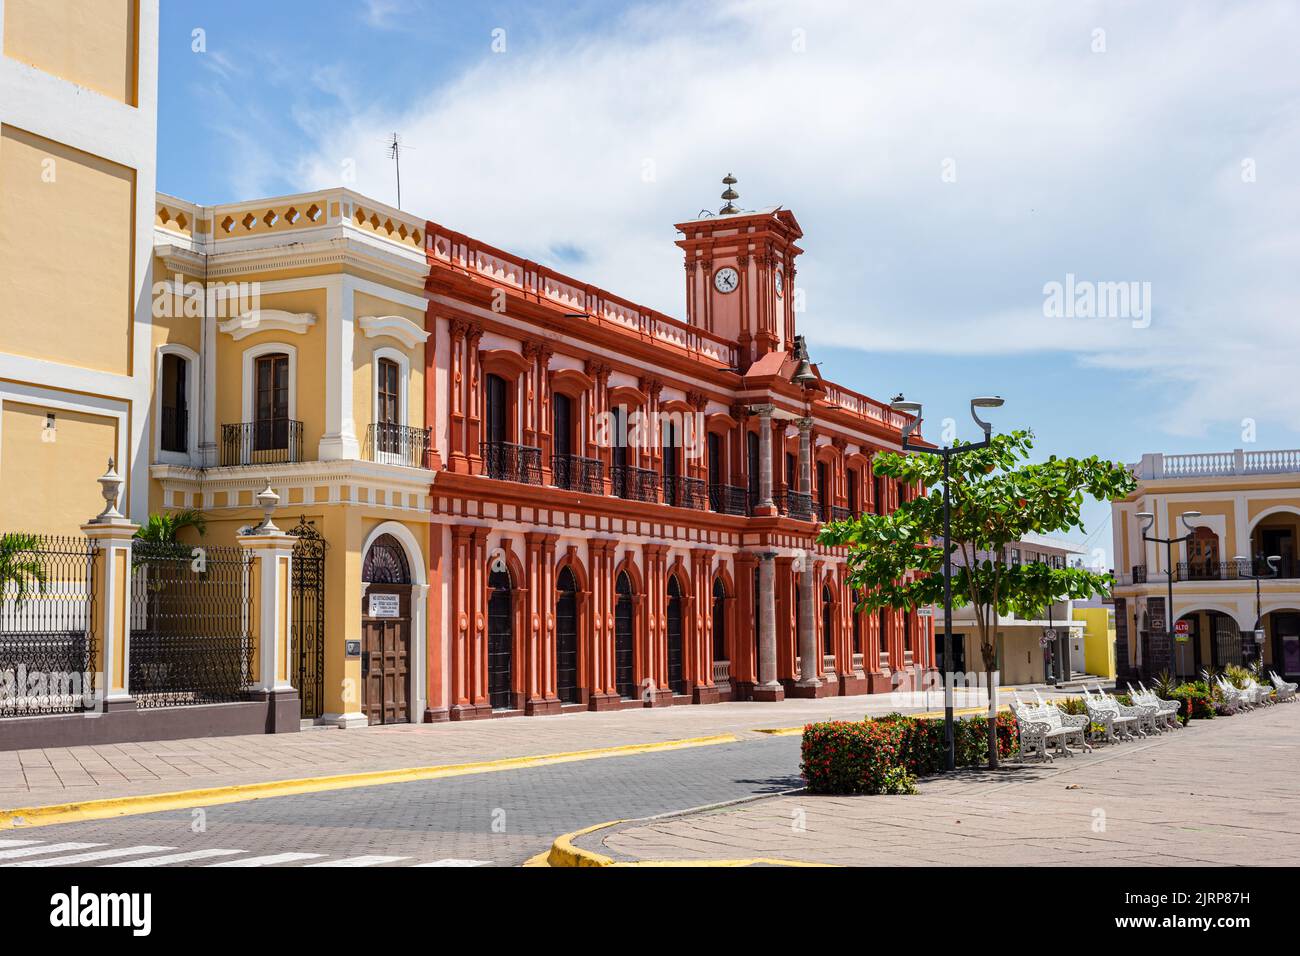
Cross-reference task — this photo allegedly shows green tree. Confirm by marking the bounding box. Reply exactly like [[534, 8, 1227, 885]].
[[0, 533, 46, 606], [819, 430, 1136, 768], [134, 509, 207, 547]]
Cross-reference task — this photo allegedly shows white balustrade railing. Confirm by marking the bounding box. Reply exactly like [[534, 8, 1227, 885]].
[[1134, 448, 1300, 480], [712, 659, 731, 686]]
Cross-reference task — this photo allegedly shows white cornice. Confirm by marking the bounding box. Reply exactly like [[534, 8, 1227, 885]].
[[219, 309, 317, 341], [358, 314, 430, 349]]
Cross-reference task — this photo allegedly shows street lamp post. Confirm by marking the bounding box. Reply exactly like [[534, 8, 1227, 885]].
[[1136, 510, 1202, 679], [1233, 552, 1280, 665], [891, 395, 1004, 773]]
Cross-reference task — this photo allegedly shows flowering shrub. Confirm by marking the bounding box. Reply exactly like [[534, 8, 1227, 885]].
[[801, 711, 1019, 794], [800, 719, 917, 795], [1166, 681, 1215, 723]]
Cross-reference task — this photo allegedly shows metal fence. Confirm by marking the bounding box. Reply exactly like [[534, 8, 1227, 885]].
[[0, 534, 97, 717], [129, 541, 252, 709]]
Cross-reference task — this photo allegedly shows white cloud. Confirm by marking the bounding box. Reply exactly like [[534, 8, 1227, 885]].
[[289, 0, 1300, 438]]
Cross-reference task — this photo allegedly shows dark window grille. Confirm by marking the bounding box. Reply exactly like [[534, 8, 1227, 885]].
[[481, 440, 542, 484], [365, 423, 431, 468], [160, 353, 188, 453], [552, 453, 604, 493], [666, 576, 685, 694], [709, 484, 750, 515], [611, 464, 659, 502], [556, 567, 579, 704], [129, 541, 252, 709], [712, 577, 727, 661], [0, 533, 97, 717], [663, 475, 707, 510], [615, 572, 636, 699], [487, 568, 513, 710]]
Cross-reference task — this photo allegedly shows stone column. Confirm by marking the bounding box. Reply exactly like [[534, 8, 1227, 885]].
[[238, 528, 300, 732], [753, 551, 784, 701], [81, 516, 139, 712], [795, 554, 821, 692], [752, 404, 777, 515]]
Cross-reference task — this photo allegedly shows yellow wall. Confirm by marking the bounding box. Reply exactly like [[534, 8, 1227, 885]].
[[352, 290, 426, 437], [213, 289, 326, 455], [0, 401, 118, 536], [3, 0, 139, 105], [0, 125, 135, 375], [1073, 607, 1116, 678]]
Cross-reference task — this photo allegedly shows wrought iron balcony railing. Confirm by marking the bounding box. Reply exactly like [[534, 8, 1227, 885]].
[[552, 454, 604, 494], [364, 423, 432, 469], [708, 484, 750, 516], [160, 405, 187, 453], [778, 490, 816, 521], [481, 441, 542, 484], [221, 419, 304, 466], [831, 505, 852, 522], [663, 475, 708, 510], [611, 464, 660, 503]]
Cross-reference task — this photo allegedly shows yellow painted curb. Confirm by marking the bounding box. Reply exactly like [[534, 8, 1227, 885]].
[[0, 733, 739, 831], [540, 820, 831, 868]]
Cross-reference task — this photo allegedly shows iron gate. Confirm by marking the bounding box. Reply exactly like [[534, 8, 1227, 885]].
[[288, 517, 326, 719]]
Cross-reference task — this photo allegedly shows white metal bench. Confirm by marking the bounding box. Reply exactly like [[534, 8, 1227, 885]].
[[1269, 671, 1297, 701], [1082, 686, 1140, 742], [1128, 684, 1182, 730], [1011, 700, 1093, 761]]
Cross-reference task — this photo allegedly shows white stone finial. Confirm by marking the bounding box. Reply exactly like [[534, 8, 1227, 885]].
[[93, 458, 124, 523]]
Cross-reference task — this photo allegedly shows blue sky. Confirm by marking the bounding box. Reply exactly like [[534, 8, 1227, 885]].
[[158, 0, 1300, 564]]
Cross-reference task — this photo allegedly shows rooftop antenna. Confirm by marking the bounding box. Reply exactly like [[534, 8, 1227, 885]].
[[385, 132, 413, 209], [719, 173, 740, 215]]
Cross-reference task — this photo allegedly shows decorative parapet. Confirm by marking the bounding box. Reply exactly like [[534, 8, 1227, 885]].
[[1133, 448, 1300, 480]]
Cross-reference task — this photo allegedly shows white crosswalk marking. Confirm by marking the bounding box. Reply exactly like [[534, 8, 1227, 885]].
[[304, 855, 409, 867], [104, 849, 247, 867], [6, 845, 174, 867], [208, 852, 324, 867], [413, 859, 491, 867], [0, 842, 102, 860], [0, 839, 44, 848]]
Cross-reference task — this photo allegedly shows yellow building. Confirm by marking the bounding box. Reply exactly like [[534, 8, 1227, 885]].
[[1072, 604, 1116, 679], [1111, 449, 1300, 683], [0, 0, 159, 531], [150, 189, 435, 727]]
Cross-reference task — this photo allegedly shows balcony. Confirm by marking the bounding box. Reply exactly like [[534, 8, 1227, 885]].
[[777, 490, 816, 521], [1134, 448, 1300, 480], [663, 475, 707, 510], [364, 423, 431, 469], [611, 464, 659, 503], [1125, 560, 1300, 584], [709, 484, 750, 516], [481, 441, 542, 485], [552, 454, 604, 494], [221, 420, 304, 466], [831, 505, 852, 522]]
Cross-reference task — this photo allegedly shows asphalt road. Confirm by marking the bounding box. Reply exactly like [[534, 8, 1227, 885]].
[[0, 735, 803, 867]]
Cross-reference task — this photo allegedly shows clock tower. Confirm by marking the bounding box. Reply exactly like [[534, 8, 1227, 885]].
[[675, 175, 804, 373]]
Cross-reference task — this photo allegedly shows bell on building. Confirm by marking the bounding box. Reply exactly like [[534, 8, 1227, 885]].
[[720, 173, 740, 214], [791, 335, 818, 388]]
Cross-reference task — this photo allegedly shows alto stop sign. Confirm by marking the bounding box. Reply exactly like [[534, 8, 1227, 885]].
[[1174, 620, 1191, 635]]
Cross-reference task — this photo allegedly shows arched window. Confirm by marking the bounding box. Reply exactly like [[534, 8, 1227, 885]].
[[666, 574, 685, 694], [712, 577, 727, 661], [615, 572, 636, 699], [1188, 528, 1219, 580], [254, 352, 290, 451], [160, 353, 189, 453], [362, 534, 410, 584], [555, 567, 579, 704], [487, 566, 514, 710], [821, 585, 834, 659]]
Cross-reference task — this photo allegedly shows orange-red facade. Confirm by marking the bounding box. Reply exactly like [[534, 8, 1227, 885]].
[[420, 202, 932, 720]]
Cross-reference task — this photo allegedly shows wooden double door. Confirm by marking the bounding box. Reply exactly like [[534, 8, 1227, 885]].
[[362, 584, 411, 725]]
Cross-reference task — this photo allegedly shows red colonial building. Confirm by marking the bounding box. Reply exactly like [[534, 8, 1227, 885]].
[[418, 180, 932, 721]]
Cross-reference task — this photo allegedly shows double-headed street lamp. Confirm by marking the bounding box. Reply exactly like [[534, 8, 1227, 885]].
[[1136, 510, 1202, 677], [891, 394, 1004, 773], [1234, 552, 1280, 662]]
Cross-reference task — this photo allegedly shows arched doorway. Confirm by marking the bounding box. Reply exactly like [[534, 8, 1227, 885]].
[[361, 534, 411, 725], [822, 584, 834, 661], [615, 572, 636, 699], [487, 567, 514, 710], [556, 567, 579, 704], [667, 575, 685, 694], [712, 577, 727, 663]]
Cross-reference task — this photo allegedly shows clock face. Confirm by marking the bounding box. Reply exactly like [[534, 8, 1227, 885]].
[[774, 269, 784, 297], [713, 267, 739, 294]]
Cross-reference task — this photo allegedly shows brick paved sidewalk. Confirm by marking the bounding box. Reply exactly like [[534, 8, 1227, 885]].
[[1, 691, 956, 808], [584, 701, 1300, 866]]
